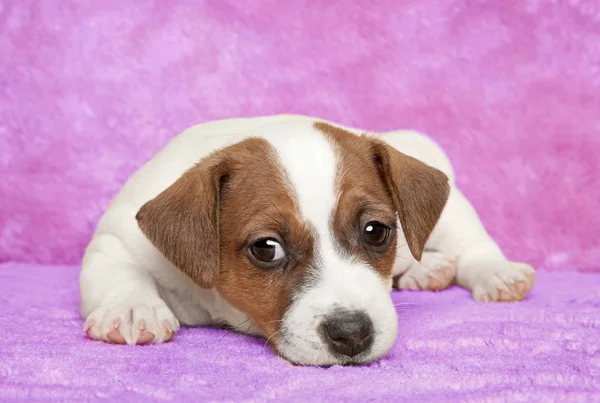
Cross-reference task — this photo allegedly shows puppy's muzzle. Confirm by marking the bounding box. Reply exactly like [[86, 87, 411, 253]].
[[320, 310, 374, 357]]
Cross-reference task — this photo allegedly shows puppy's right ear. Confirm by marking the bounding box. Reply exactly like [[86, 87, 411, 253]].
[[136, 155, 227, 289]]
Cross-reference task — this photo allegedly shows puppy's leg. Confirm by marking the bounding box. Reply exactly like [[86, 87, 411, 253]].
[[80, 235, 179, 345], [427, 186, 535, 302]]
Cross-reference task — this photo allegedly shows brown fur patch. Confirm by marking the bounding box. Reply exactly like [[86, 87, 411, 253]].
[[137, 122, 449, 347], [315, 122, 398, 278], [136, 138, 316, 339], [314, 121, 450, 263]]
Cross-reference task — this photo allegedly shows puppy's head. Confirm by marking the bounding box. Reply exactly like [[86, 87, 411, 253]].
[[136, 121, 449, 365]]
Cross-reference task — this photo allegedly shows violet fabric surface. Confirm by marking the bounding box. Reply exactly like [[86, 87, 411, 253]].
[[1, 1, 599, 402], [1, 263, 599, 402]]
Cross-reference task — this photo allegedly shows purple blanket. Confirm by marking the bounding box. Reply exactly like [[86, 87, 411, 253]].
[[1, 0, 599, 401], [1, 263, 599, 401]]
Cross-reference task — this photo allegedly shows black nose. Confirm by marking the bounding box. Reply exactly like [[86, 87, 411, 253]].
[[320, 310, 374, 357]]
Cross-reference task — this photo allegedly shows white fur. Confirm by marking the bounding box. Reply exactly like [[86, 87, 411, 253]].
[[378, 129, 534, 300], [80, 114, 534, 362], [259, 122, 398, 364], [396, 251, 457, 290]]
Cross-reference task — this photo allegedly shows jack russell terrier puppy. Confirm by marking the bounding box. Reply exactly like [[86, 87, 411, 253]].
[[80, 115, 535, 366]]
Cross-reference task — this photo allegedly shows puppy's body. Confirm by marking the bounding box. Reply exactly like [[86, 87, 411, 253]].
[[80, 115, 534, 365]]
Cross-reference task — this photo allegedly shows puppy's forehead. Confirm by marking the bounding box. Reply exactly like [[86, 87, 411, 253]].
[[313, 122, 392, 205], [261, 122, 339, 234], [260, 121, 382, 212]]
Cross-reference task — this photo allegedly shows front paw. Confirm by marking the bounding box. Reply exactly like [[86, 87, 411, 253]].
[[84, 301, 180, 345], [395, 251, 457, 291], [472, 262, 535, 302]]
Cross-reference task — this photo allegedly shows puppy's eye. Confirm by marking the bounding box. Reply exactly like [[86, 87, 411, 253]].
[[250, 238, 286, 263], [363, 221, 390, 246]]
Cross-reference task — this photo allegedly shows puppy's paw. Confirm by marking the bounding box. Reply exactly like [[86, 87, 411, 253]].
[[396, 251, 457, 291], [472, 262, 535, 302], [84, 301, 180, 345]]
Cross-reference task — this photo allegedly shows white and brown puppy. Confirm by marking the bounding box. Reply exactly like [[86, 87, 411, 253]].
[[80, 115, 535, 365]]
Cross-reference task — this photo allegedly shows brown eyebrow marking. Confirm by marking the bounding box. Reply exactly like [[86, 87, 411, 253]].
[[314, 122, 397, 277]]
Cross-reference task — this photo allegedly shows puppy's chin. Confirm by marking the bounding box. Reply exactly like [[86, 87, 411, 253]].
[[277, 348, 391, 367]]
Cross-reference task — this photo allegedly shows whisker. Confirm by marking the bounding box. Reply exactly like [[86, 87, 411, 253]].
[[244, 322, 255, 334], [264, 330, 282, 348], [395, 243, 408, 259], [393, 302, 416, 307], [263, 211, 280, 225], [262, 319, 284, 325], [219, 317, 253, 343], [238, 317, 253, 327], [217, 331, 229, 344], [270, 201, 286, 221]]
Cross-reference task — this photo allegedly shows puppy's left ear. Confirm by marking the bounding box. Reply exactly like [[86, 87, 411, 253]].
[[370, 139, 450, 261]]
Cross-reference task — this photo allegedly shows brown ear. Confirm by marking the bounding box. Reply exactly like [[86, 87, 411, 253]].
[[135, 156, 226, 288], [371, 140, 450, 261]]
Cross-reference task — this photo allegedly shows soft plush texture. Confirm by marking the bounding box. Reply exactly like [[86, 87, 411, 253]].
[[1, 0, 599, 401], [1, 263, 599, 401]]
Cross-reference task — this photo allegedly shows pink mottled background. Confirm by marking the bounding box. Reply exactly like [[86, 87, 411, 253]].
[[1, 0, 599, 270]]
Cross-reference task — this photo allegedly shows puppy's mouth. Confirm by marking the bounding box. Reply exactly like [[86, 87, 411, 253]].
[[272, 336, 384, 367]]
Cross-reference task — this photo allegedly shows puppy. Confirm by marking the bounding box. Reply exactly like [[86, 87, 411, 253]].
[[80, 115, 535, 365]]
